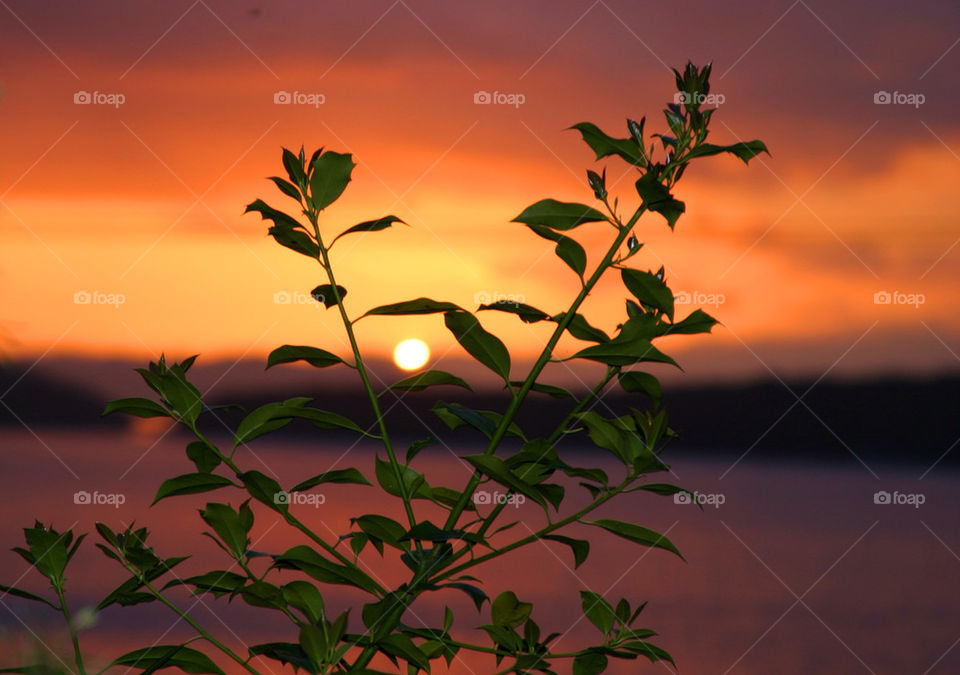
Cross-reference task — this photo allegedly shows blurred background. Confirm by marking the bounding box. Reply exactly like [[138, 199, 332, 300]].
[[1, 1, 958, 673]]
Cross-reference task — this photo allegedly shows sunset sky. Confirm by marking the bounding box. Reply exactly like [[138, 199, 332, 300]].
[[2, 0, 959, 382]]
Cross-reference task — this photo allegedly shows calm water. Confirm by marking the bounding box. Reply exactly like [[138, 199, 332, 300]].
[[0, 428, 958, 674]]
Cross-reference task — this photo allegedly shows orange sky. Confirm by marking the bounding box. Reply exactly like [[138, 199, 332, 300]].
[[1, 0, 959, 380]]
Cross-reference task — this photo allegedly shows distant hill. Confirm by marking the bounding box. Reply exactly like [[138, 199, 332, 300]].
[[2, 359, 956, 466]]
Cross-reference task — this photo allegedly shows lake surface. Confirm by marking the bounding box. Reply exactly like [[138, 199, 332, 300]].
[[0, 428, 957, 674]]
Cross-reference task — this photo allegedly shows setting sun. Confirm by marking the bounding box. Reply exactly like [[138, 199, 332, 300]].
[[392, 338, 430, 371]]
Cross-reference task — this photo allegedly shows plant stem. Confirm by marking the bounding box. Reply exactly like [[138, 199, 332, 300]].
[[435, 470, 634, 583], [55, 586, 86, 675], [119, 562, 261, 675], [442, 209, 642, 531], [468, 367, 617, 545], [309, 218, 420, 537], [193, 428, 384, 594]]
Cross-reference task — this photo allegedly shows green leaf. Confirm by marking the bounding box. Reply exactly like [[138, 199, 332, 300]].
[[291, 468, 371, 492], [333, 215, 405, 243], [491, 590, 533, 628], [200, 502, 252, 559], [309, 150, 355, 211], [575, 412, 628, 463], [542, 535, 590, 568], [556, 236, 587, 276], [310, 284, 347, 308], [512, 198, 608, 230], [361, 297, 462, 318], [464, 455, 545, 508], [245, 199, 318, 258], [378, 634, 431, 672], [586, 519, 683, 559], [635, 483, 689, 497], [580, 591, 617, 634], [362, 591, 408, 635], [524, 223, 588, 277], [266, 345, 345, 369], [554, 312, 609, 343], [685, 139, 769, 164], [406, 437, 436, 463], [268, 176, 302, 202], [386, 370, 472, 393], [234, 398, 311, 447], [165, 570, 246, 597], [299, 624, 326, 668], [240, 581, 286, 611], [353, 515, 409, 552], [621, 268, 674, 320], [617, 372, 662, 408], [374, 456, 430, 500], [239, 471, 287, 513], [570, 122, 646, 166], [621, 640, 676, 666], [274, 545, 381, 595], [102, 397, 170, 419], [432, 401, 497, 437], [443, 311, 510, 381], [152, 473, 235, 505], [477, 300, 551, 324], [509, 381, 576, 399], [667, 308, 718, 335], [0, 583, 57, 609], [634, 172, 685, 229], [571, 339, 678, 368], [248, 643, 313, 672], [282, 148, 306, 187], [441, 582, 488, 612], [268, 224, 319, 258], [186, 441, 221, 473], [573, 651, 609, 675], [291, 407, 369, 435], [110, 646, 225, 674]]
